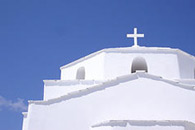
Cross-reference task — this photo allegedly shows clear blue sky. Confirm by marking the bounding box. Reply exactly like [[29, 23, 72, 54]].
[[0, 0, 195, 129]]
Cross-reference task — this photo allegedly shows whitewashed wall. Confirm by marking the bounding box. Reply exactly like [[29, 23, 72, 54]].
[[22, 113, 28, 130], [177, 53, 195, 79], [43, 80, 103, 100], [104, 52, 180, 79], [26, 77, 195, 130], [60, 51, 194, 80], [61, 52, 105, 80]]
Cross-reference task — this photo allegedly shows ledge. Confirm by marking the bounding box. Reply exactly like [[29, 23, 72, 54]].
[[28, 72, 195, 105], [22, 112, 28, 118], [43, 80, 104, 86], [91, 120, 195, 129]]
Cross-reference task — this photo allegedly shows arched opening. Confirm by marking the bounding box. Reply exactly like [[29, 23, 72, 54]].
[[76, 67, 85, 80], [131, 57, 148, 73], [194, 68, 195, 79]]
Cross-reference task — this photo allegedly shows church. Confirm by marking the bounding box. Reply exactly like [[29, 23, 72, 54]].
[[22, 28, 195, 130]]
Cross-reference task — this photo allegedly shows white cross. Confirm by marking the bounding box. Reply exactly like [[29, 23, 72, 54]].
[[127, 28, 144, 47]]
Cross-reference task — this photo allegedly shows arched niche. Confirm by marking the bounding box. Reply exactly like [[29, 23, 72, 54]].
[[194, 68, 195, 79], [76, 67, 85, 80], [131, 57, 148, 73]]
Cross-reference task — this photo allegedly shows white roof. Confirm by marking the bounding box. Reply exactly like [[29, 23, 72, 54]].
[[29, 72, 195, 105], [60, 46, 195, 69]]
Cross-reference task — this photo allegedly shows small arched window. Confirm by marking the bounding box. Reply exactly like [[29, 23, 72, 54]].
[[131, 57, 148, 73], [76, 67, 85, 80], [194, 68, 195, 79]]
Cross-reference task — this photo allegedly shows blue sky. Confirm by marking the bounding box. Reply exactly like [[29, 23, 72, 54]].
[[0, 0, 195, 129]]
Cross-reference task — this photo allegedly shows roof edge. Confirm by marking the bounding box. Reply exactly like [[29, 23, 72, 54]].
[[43, 80, 104, 86], [91, 120, 195, 128], [60, 46, 195, 70], [28, 72, 195, 105]]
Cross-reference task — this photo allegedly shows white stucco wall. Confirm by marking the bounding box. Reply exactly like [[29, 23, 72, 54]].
[[23, 47, 195, 130], [26, 77, 195, 130], [60, 52, 105, 80], [60, 48, 195, 81], [177, 53, 195, 79], [104, 52, 180, 80], [22, 113, 28, 130], [43, 80, 103, 100]]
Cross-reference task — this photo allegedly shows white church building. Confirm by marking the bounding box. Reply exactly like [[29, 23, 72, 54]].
[[22, 28, 195, 130]]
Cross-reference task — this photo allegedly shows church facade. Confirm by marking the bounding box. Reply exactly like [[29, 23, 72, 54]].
[[22, 29, 195, 130]]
